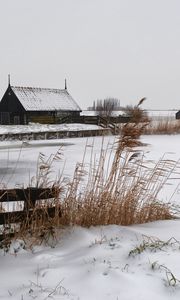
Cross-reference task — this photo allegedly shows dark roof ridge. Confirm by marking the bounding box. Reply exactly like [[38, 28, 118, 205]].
[[11, 86, 67, 92]]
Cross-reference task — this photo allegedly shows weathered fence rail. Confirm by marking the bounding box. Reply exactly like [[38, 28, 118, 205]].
[[0, 187, 58, 239], [0, 187, 56, 203], [59, 115, 129, 134], [59, 115, 130, 125]]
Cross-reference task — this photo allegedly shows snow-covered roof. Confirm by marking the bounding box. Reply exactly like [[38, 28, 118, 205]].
[[11, 86, 81, 112]]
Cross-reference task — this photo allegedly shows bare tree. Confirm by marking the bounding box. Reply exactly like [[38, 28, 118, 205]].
[[94, 98, 121, 117]]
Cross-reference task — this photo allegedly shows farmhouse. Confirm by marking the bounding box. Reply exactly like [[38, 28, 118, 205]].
[[0, 81, 81, 125]]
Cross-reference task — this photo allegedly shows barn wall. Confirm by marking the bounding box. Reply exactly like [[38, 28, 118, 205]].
[[0, 87, 25, 113], [28, 112, 55, 124], [27, 111, 80, 124], [0, 86, 26, 124]]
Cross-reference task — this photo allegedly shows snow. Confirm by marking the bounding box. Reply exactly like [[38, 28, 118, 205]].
[[11, 86, 81, 111], [81, 110, 126, 116], [1, 130, 180, 299], [146, 110, 177, 121], [1, 222, 180, 299], [81, 110, 177, 119], [0, 123, 102, 135]]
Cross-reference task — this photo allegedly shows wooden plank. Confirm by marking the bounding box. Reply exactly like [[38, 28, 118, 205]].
[[0, 232, 15, 242], [0, 187, 57, 203], [0, 207, 56, 225]]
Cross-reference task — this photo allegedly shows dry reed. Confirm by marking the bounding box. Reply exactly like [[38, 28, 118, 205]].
[[1, 100, 179, 246], [144, 118, 180, 135], [58, 100, 178, 227]]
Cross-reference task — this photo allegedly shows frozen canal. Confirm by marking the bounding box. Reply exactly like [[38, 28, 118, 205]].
[[0, 134, 180, 204]]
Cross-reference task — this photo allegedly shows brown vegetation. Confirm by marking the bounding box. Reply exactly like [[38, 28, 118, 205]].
[[144, 118, 180, 135], [1, 101, 179, 246]]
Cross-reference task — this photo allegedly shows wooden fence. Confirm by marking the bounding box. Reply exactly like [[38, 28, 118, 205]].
[[0, 187, 58, 240], [59, 115, 130, 125], [0, 115, 130, 142]]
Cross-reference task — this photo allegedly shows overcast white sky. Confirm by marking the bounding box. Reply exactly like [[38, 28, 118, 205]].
[[0, 0, 180, 110]]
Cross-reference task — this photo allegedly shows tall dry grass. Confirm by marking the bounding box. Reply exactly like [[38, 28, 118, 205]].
[[116, 112, 180, 136], [59, 134, 177, 227], [1, 100, 180, 245], [56, 101, 178, 227], [54, 100, 179, 227], [144, 118, 180, 135]]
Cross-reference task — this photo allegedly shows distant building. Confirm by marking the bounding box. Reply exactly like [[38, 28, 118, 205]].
[[0, 81, 81, 125], [176, 111, 180, 120]]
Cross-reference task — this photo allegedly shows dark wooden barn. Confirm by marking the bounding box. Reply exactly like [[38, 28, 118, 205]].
[[0, 82, 81, 125], [175, 111, 180, 120]]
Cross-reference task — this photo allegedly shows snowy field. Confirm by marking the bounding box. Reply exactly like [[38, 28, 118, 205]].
[[82, 109, 177, 120], [1, 133, 180, 299], [147, 110, 176, 120]]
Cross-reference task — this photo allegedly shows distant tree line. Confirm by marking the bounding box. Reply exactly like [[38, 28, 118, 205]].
[[87, 97, 149, 122], [88, 98, 121, 117]]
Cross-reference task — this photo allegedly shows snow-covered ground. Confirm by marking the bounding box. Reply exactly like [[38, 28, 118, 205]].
[[1, 132, 180, 299], [81, 109, 177, 120], [1, 221, 180, 300], [147, 110, 176, 120]]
